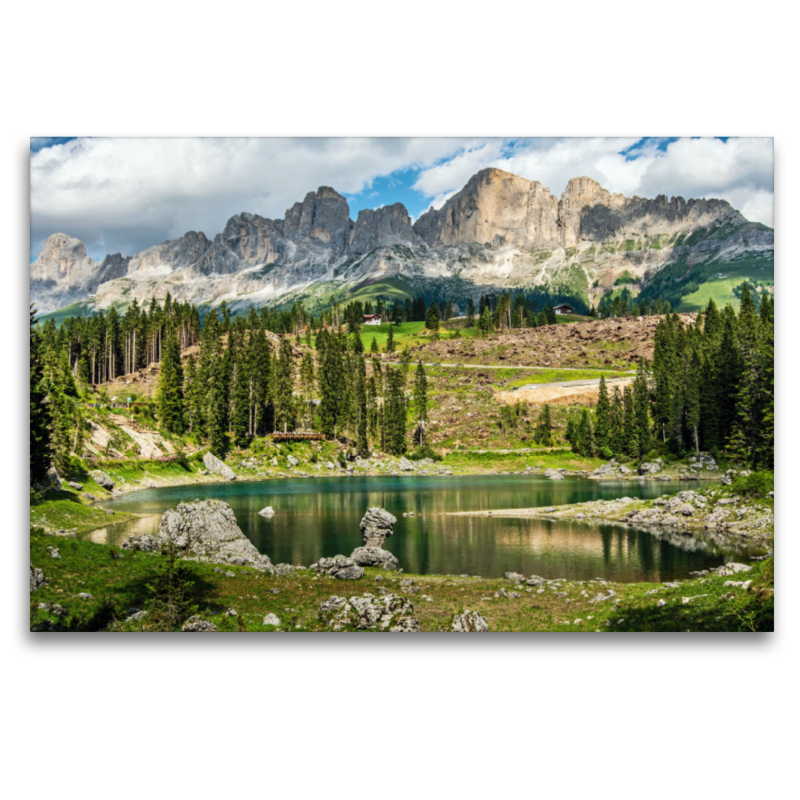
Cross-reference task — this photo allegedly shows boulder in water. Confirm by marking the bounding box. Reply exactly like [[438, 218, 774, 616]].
[[359, 507, 397, 548], [122, 500, 272, 570], [259, 506, 276, 516]]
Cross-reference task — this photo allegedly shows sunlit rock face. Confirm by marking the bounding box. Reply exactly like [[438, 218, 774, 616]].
[[31, 166, 761, 315]]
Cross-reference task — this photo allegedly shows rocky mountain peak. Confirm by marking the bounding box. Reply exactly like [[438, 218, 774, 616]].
[[283, 186, 352, 251], [349, 202, 421, 253]]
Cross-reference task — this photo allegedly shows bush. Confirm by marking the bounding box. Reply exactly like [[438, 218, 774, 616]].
[[730, 471, 774, 499], [145, 545, 198, 631], [408, 445, 443, 462]]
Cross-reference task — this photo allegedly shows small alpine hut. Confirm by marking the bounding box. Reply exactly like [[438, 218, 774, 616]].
[[363, 314, 382, 325], [553, 304, 574, 316]]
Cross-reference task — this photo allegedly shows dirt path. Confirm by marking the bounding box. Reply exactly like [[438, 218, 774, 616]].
[[496, 377, 634, 406]]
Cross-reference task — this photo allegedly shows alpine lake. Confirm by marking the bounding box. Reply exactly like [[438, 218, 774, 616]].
[[84, 475, 764, 582]]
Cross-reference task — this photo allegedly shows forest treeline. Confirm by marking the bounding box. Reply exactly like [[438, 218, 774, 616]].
[[30, 284, 773, 485]]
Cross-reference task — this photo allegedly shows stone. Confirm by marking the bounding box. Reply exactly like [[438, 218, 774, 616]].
[[181, 616, 218, 632], [30, 563, 45, 592], [544, 468, 563, 480], [318, 593, 418, 631], [359, 507, 397, 548], [657, 599, 667, 607], [287, 455, 299, 467], [263, 613, 281, 627], [68, 481, 83, 491], [618, 465, 631, 474], [504, 571, 525, 583], [526, 575, 546, 586], [125, 609, 147, 622], [451, 610, 489, 632], [123, 500, 273, 570], [350, 546, 399, 570], [259, 506, 276, 516], [398, 457, 414, 471], [203, 452, 236, 481], [90, 470, 115, 490], [313, 555, 364, 580], [77, 593, 93, 600], [46, 546, 60, 559]]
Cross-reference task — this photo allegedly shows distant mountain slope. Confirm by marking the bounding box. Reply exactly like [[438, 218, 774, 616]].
[[30, 167, 773, 315]]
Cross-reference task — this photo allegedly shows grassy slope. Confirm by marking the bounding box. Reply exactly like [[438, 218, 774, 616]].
[[29, 531, 774, 632], [678, 265, 774, 312]]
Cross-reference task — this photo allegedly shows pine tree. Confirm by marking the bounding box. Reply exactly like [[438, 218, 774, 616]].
[[207, 347, 228, 458], [370, 336, 379, 354], [299, 351, 315, 429], [594, 375, 611, 454], [610, 387, 625, 454], [319, 331, 345, 437], [413, 359, 428, 424], [534, 405, 553, 446], [384, 366, 407, 455], [633, 360, 651, 460], [577, 408, 596, 456], [466, 298, 475, 328], [231, 346, 251, 449], [386, 324, 395, 353], [156, 332, 184, 434], [623, 384, 638, 457], [355, 355, 369, 457], [30, 305, 53, 485], [274, 338, 295, 432], [183, 354, 202, 434]]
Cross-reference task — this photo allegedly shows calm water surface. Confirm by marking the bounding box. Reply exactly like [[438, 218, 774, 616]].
[[88, 476, 763, 581]]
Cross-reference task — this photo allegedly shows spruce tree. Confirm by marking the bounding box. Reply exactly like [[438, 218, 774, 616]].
[[355, 355, 369, 457], [30, 305, 53, 485], [386, 324, 395, 353], [384, 367, 407, 455], [370, 336, 379, 354], [207, 348, 228, 458], [413, 359, 428, 424], [534, 405, 553, 446], [274, 338, 295, 432], [633, 360, 651, 460], [594, 376, 611, 454], [578, 409, 596, 457], [623, 384, 638, 457], [466, 298, 475, 328], [231, 347, 251, 449], [156, 332, 184, 434]]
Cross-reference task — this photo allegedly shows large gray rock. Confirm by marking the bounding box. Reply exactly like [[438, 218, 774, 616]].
[[451, 610, 490, 632], [30, 563, 45, 592], [318, 593, 419, 631], [122, 500, 272, 570], [313, 556, 364, 580], [203, 452, 236, 481], [359, 507, 397, 548], [398, 457, 415, 472], [181, 616, 218, 632], [287, 455, 299, 467], [90, 470, 115, 490], [350, 546, 399, 570]]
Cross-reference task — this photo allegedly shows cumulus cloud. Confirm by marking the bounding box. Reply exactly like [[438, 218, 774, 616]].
[[30, 137, 475, 260], [413, 137, 774, 226], [31, 136, 774, 261]]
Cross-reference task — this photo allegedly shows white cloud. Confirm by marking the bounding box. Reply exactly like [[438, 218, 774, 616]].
[[413, 137, 774, 226], [30, 137, 474, 260], [31, 136, 774, 261]]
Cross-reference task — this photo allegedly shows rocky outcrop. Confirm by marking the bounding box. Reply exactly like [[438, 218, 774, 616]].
[[181, 616, 218, 632], [203, 452, 235, 481], [30, 563, 45, 592], [32, 166, 765, 316], [122, 500, 273, 570], [350, 546, 399, 570], [317, 593, 419, 631], [90, 470, 115, 490], [359, 507, 397, 548], [451, 610, 490, 632], [311, 556, 364, 580]]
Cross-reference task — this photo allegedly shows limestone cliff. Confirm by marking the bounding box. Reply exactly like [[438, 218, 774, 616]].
[[30, 167, 767, 315]]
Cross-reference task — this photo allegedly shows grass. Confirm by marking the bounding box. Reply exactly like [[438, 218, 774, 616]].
[[358, 320, 427, 351], [36, 301, 95, 327], [344, 277, 415, 308], [679, 266, 775, 312], [30, 489, 137, 534], [29, 530, 773, 632], [503, 369, 632, 389]]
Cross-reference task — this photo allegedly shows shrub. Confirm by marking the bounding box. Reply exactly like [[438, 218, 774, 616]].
[[730, 471, 774, 499], [408, 445, 443, 462], [145, 545, 198, 631]]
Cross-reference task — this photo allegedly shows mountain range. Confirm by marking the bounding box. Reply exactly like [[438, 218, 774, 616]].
[[30, 167, 774, 316]]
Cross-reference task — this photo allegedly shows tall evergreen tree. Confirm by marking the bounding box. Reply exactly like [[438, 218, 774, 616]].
[[594, 375, 611, 453], [30, 305, 53, 485], [274, 338, 295, 432], [156, 332, 184, 434], [384, 367, 407, 455], [534, 405, 553, 446], [413, 359, 428, 424]]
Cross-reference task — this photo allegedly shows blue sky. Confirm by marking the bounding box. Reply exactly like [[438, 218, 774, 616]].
[[30, 137, 773, 262]]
